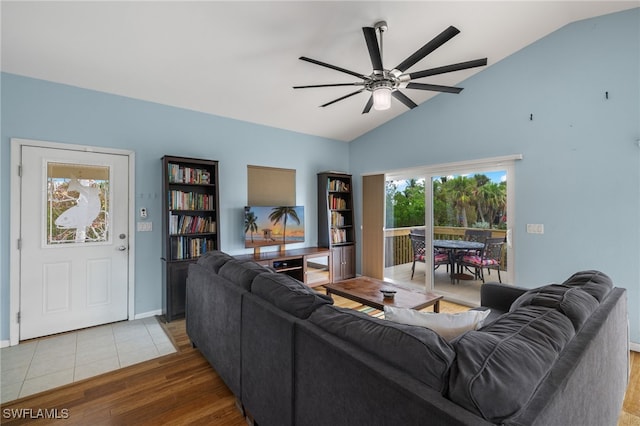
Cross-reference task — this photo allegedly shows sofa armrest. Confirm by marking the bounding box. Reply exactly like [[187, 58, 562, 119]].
[[480, 283, 528, 313]]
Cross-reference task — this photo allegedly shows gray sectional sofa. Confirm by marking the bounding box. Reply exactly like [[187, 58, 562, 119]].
[[186, 250, 629, 426]]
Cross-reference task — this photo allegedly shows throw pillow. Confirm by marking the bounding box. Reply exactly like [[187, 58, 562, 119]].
[[384, 307, 491, 341]]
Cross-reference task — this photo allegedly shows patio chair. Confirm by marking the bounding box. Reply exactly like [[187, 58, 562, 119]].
[[457, 237, 505, 283], [409, 232, 449, 279], [456, 229, 491, 274], [463, 229, 491, 253]]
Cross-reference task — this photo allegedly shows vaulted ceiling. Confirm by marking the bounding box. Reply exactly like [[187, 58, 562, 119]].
[[2, 1, 637, 142]]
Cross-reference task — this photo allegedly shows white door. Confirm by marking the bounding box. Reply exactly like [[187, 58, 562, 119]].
[[19, 146, 129, 340]]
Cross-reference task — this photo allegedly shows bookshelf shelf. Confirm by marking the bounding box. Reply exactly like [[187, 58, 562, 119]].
[[162, 155, 220, 322]]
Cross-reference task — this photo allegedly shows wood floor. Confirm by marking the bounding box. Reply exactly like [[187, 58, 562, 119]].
[[2, 296, 639, 425]]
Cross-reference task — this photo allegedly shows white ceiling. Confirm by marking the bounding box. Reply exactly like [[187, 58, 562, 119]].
[[2, 1, 637, 142]]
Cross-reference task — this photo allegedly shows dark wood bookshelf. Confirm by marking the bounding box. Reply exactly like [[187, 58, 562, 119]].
[[317, 172, 356, 281], [162, 155, 220, 321]]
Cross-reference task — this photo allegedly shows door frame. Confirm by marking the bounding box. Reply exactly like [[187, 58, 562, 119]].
[[9, 138, 136, 346]]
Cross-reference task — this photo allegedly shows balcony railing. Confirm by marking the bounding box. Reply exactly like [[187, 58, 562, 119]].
[[384, 226, 507, 268]]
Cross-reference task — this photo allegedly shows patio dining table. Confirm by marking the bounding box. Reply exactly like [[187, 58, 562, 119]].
[[433, 239, 485, 282]]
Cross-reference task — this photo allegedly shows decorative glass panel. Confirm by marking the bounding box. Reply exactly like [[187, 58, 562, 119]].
[[47, 162, 110, 245]]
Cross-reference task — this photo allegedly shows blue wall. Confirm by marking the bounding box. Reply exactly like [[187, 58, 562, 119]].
[[0, 75, 348, 340], [349, 9, 640, 342]]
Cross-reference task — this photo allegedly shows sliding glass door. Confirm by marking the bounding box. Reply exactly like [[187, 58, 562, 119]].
[[428, 169, 509, 305], [383, 157, 517, 306]]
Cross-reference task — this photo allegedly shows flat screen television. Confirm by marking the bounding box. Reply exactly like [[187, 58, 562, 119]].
[[244, 206, 305, 248]]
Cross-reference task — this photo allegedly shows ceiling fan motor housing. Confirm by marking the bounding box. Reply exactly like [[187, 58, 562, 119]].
[[369, 79, 394, 92]]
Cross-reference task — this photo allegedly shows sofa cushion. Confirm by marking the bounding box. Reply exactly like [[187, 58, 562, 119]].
[[218, 260, 272, 291], [510, 284, 599, 331], [448, 306, 575, 423], [251, 273, 333, 319], [309, 304, 456, 393], [197, 250, 234, 274], [562, 270, 613, 302], [384, 306, 491, 341]]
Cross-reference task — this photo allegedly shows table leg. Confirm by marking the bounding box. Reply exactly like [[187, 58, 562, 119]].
[[447, 250, 455, 284], [433, 300, 440, 313]]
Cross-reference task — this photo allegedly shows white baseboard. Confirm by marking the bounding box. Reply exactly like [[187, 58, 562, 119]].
[[1, 340, 11, 348], [133, 309, 163, 320], [630, 341, 640, 353]]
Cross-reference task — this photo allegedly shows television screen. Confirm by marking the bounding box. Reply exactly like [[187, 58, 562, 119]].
[[244, 206, 305, 248]]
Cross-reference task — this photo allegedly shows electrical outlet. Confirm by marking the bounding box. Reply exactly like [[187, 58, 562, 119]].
[[140, 208, 147, 218]]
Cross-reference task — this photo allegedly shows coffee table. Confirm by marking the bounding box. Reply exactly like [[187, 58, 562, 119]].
[[324, 276, 442, 312]]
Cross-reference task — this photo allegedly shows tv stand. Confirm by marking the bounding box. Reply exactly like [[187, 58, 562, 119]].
[[234, 247, 332, 287]]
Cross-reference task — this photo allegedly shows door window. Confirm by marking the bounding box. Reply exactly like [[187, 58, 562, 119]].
[[46, 162, 111, 245]]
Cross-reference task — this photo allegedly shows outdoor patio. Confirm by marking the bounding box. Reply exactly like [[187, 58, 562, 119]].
[[384, 261, 485, 306], [382, 226, 508, 307]]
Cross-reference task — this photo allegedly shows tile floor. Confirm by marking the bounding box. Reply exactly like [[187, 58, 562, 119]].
[[0, 316, 176, 403]]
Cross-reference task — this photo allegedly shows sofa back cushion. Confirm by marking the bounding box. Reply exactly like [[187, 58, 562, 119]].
[[218, 259, 272, 291], [510, 284, 599, 331], [197, 250, 234, 274], [309, 304, 456, 393], [448, 306, 575, 423], [251, 273, 333, 319], [562, 270, 613, 302]]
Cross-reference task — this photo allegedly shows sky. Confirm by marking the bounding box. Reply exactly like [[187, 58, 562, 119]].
[[483, 171, 507, 183], [391, 170, 506, 190]]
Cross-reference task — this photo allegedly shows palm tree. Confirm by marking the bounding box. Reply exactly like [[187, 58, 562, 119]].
[[244, 211, 258, 243], [269, 207, 301, 243], [473, 174, 491, 224], [478, 182, 506, 227], [445, 176, 476, 228]]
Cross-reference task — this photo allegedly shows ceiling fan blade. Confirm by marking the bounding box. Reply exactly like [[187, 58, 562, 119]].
[[293, 83, 364, 89], [406, 82, 463, 94], [362, 95, 374, 114], [321, 89, 365, 107], [394, 26, 460, 73], [392, 91, 418, 109], [299, 56, 367, 80], [409, 58, 488, 80], [362, 27, 383, 72]]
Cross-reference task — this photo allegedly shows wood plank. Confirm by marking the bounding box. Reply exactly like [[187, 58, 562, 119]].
[[1, 298, 638, 425]]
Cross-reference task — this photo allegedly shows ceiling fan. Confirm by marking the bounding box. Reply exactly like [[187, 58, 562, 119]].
[[293, 21, 487, 113]]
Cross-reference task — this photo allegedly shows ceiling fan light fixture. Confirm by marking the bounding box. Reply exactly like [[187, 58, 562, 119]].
[[372, 83, 392, 110]]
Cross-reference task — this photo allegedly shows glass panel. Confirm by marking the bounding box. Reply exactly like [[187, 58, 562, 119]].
[[383, 170, 508, 306], [431, 170, 507, 305], [384, 177, 426, 289], [47, 162, 111, 245]]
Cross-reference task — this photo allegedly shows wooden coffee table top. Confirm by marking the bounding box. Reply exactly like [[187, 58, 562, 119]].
[[324, 276, 442, 312]]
